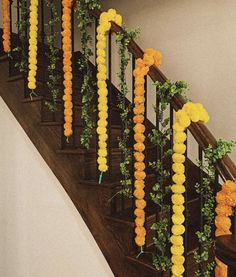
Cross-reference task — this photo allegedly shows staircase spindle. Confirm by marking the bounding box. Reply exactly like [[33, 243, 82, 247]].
[[183, 129, 188, 277], [94, 18, 99, 181], [131, 54, 135, 211], [198, 145, 204, 273], [108, 31, 112, 180], [8, 0, 13, 76]]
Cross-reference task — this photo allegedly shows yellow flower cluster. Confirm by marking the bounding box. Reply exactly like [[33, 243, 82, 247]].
[[215, 180, 236, 277], [171, 102, 209, 277], [133, 48, 162, 247], [62, 0, 73, 137], [2, 0, 11, 53], [96, 9, 122, 173], [27, 0, 39, 90]]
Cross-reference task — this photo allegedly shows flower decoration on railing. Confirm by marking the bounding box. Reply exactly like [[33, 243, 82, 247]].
[[2, 0, 11, 53], [133, 48, 162, 248], [171, 102, 209, 277], [215, 179, 236, 277], [96, 9, 122, 181], [27, 0, 39, 93], [62, 0, 73, 138]]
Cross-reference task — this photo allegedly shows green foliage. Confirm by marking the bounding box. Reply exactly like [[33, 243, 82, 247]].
[[115, 27, 139, 197], [149, 80, 188, 271], [75, 0, 101, 149], [194, 139, 236, 276], [45, 0, 61, 111], [13, 0, 28, 74]]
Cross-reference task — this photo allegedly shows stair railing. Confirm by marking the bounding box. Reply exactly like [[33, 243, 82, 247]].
[[2, 2, 236, 275]]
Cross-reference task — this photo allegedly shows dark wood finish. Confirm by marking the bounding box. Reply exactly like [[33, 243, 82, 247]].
[[216, 235, 236, 270]]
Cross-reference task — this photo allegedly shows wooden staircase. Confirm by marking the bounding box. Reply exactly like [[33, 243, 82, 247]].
[[1, 5, 236, 276]]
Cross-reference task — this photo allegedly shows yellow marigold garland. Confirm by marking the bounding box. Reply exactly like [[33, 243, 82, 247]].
[[2, 0, 11, 53], [215, 179, 236, 277], [62, 0, 73, 138], [96, 9, 122, 179], [133, 48, 162, 248], [27, 0, 39, 91], [171, 102, 209, 277]]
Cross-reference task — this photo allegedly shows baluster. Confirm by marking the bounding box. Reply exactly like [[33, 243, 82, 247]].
[[143, 75, 148, 252], [183, 129, 188, 277], [168, 104, 174, 277], [23, 0, 28, 98], [198, 145, 203, 273], [8, 0, 13, 76], [107, 31, 112, 180], [17, 0, 20, 42], [71, 7, 75, 147], [234, 207, 236, 234], [94, 18, 99, 182], [131, 54, 135, 213]]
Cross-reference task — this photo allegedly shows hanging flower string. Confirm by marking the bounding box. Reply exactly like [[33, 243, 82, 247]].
[[96, 9, 122, 183], [133, 48, 162, 249], [62, 0, 73, 138], [171, 102, 209, 277], [27, 0, 39, 97], [215, 180, 236, 277], [2, 0, 11, 54]]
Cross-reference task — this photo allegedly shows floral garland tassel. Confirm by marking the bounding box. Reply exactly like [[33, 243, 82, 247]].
[[62, 0, 73, 138], [171, 102, 209, 277], [215, 180, 236, 277], [27, 0, 39, 93], [2, 0, 11, 53], [133, 48, 162, 248], [96, 9, 122, 179]]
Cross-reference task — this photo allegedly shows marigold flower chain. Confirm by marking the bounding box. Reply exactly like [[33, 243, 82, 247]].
[[215, 180, 236, 277], [27, 0, 39, 90], [2, 0, 11, 53], [171, 102, 209, 277], [133, 48, 162, 247], [96, 9, 122, 174], [62, 0, 73, 138]]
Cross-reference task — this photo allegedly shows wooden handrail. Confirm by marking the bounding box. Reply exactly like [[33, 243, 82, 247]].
[[90, 9, 236, 181]]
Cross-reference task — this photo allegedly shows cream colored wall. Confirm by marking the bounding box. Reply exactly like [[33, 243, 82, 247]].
[[0, 97, 114, 277], [101, 0, 236, 161]]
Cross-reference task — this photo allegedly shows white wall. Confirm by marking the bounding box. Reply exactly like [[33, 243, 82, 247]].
[[102, 0, 236, 162], [0, 97, 113, 277]]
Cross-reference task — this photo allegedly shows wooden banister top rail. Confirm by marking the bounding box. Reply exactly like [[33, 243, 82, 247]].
[[90, 9, 236, 181]]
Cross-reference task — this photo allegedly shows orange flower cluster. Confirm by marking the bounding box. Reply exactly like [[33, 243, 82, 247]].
[[133, 48, 162, 247], [215, 180, 236, 277], [62, 0, 73, 138], [2, 0, 11, 53]]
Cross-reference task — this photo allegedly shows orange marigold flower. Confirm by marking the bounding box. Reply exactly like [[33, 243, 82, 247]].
[[134, 152, 145, 162]]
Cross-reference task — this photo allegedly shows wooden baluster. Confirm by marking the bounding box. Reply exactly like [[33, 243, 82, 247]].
[[94, 18, 99, 182], [8, 0, 13, 76], [183, 130, 188, 277], [71, 7, 75, 147], [198, 145, 203, 273], [107, 31, 112, 180], [23, 0, 28, 98]]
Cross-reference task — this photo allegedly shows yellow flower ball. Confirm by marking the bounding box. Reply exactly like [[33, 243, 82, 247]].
[[173, 143, 186, 154], [170, 235, 184, 246], [172, 225, 185, 235], [171, 245, 184, 255], [172, 194, 185, 205], [172, 265, 185, 276], [171, 255, 185, 265], [172, 174, 186, 185], [172, 214, 185, 225], [172, 163, 185, 174], [171, 184, 185, 194], [173, 204, 185, 215], [172, 153, 186, 164]]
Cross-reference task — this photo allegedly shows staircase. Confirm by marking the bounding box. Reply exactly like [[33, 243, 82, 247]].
[[1, 3, 236, 277]]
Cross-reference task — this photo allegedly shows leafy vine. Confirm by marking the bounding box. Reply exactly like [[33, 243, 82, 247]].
[[45, 0, 61, 111], [194, 139, 236, 277], [13, 0, 28, 74], [75, 0, 101, 149], [116, 27, 139, 197], [149, 80, 188, 271]]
